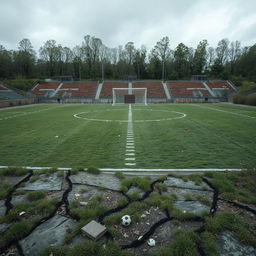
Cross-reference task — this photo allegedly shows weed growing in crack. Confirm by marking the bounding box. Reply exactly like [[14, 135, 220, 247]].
[[41, 240, 136, 256], [153, 230, 200, 256], [0, 183, 12, 200], [205, 211, 256, 247], [196, 195, 211, 206], [87, 167, 101, 175], [121, 177, 151, 192], [115, 171, 125, 180], [0, 167, 28, 177], [204, 170, 256, 205], [26, 191, 46, 201]]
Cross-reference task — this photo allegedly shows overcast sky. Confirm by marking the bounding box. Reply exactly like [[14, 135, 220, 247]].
[[0, 0, 255, 52]]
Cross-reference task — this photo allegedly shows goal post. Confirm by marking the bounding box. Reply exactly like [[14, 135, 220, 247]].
[[112, 88, 147, 105]]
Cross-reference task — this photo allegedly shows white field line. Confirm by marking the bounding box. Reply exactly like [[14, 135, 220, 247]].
[[125, 104, 136, 166], [0, 166, 243, 173], [0, 105, 70, 121], [193, 104, 256, 119]]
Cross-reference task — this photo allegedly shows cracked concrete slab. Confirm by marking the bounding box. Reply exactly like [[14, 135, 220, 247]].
[[0, 200, 6, 217], [70, 172, 121, 191], [218, 231, 256, 256], [174, 200, 210, 214], [19, 215, 75, 256], [18, 173, 62, 191], [164, 177, 212, 191]]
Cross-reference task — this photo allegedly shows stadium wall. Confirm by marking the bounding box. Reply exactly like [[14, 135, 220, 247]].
[[0, 98, 38, 108]]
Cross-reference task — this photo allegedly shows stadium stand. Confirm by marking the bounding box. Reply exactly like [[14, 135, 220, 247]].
[[58, 82, 97, 98], [168, 81, 209, 97], [0, 83, 37, 108], [133, 81, 166, 97], [32, 83, 59, 97], [100, 81, 128, 98]]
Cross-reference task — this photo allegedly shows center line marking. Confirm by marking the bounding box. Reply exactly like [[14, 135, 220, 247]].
[[124, 104, 136, 166]]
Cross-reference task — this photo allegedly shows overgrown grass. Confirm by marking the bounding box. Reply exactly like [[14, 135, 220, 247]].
[[87, 167, 101, 174], [205, 211, 256, 247], [205, 170, 256, 205], [0, 167, 28, 176], [196, 195, 211, 206], [69, 195, 107, 221], [26, 190, 46, 201], [0, 198, 59, 223], [0, 219, 38, 248], [40, 240, 136, 256], [153, 230, 200, 256], [115, 171, 125, 180], [0, 183, 13, 199], [121, 177, 151, 192]]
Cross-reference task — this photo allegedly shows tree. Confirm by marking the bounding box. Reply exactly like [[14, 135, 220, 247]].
[[174, 43, 191, 79], [154, 36, 170, 81], [228, 41, 241, 74], [193, 40, 208, 74], [15, 38, 35, 77], [39, 40, 60, 76], [124, 42, 136, 75], [0, 45, 13, 78], [133, 46, 147, 79]]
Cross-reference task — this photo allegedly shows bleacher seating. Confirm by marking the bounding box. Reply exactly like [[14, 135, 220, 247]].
[[100, 81, 128, 97], [32, 83, 59, 96], [0, 85, 9, 90], [0, 88, 26, 101], [58, 82, 97, 98], [207, 81, 234, 90], [133, 81, 166, 97], [168, 81, 209, 97]]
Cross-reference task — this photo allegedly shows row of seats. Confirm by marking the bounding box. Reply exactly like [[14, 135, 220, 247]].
[[31, 80, 235, 98]]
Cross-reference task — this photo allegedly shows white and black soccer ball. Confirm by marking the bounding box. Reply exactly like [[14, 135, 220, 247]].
[[121, 215, 131, 226]]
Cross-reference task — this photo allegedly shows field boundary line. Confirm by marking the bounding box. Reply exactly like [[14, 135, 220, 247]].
[[0, 166, 243, 173], [0, 104, 71, 121], [192, 104, 255, 119]]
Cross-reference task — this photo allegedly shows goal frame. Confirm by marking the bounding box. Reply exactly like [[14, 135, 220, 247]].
[[112, 88, 147, 105]]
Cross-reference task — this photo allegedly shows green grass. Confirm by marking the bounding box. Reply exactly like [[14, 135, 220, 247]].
[[205, 211, 256, 247], [0, 103, 255, 168], [205, 170, 256, 205]]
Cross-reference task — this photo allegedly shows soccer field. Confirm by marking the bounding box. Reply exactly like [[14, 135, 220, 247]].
[[0, 103, 255, 169]]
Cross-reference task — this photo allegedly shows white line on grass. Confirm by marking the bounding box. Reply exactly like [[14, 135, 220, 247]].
[[0, 105, 70, 121], [193, 104, 256, 119], [125, 104, 136, 166]]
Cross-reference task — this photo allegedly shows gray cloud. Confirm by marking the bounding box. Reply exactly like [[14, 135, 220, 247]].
[[0, 0, 255, 52]]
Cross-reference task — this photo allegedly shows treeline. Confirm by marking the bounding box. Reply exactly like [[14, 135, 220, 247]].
[[0, 36, 255, 83]]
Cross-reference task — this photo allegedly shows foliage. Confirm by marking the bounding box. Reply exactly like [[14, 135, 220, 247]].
[[204, 170, 256, 205], [0, 183, 12, 199], [115, 171, 125, 180], [1, 36, 255, 81], [87, 166, 101, 174], [0, 219, 36, 248], [121, 177, 151, 192], [205, 211, 256, 247], [233, 95, 256, 106], [0, 167, 28, 176], [26, 190, 46, 201], [40, 240, 136, 256]]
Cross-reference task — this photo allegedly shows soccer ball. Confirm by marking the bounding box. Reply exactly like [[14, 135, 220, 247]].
[[121, 215, 131, 226], [147, 238, 156, 247]]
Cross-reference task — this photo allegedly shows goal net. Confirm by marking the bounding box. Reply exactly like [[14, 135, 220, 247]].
[[112, 88, 147, 105]]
